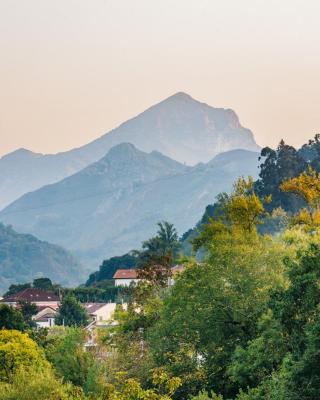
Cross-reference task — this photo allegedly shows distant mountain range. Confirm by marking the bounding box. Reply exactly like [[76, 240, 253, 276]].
[[0, 92, 259, 209], [0, 144, 260, 267], [0, 223, 84, 293]]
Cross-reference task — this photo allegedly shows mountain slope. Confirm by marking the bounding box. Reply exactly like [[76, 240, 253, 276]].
[[0, 223, 85, 293], [0, 145, 259, 267], [0, 92, 259, 209]]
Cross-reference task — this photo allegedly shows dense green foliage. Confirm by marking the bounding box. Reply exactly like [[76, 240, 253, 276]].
[[135, 221, 181, 286], [181, 135, 320, 251], [55, 295, 89, 327], [5, 137, 320, 399], [86, 253, 137, 286], [0, 305, 26, 331]]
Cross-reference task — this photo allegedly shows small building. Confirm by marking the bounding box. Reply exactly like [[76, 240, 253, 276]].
[[33, 306, 58, 328], [168, 264, 185, 286], [1, 288, 60, 309], [113, 269, 140, 287], [84, 303, 118, 325]]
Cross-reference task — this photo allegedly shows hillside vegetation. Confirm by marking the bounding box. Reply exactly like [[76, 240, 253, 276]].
[[0, 223, 84, 293]]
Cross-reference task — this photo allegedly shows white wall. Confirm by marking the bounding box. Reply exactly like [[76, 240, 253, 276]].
[[114, 278, 140, 287]]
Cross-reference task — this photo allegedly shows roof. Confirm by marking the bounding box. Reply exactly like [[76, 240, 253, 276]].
[[84, 303, 108, 314], [34, 311, 57, 322], [113, 269, 138, 279], [36, 305, 57, 312], [2, 288, 60, 303], [171, 264, 185, 274]]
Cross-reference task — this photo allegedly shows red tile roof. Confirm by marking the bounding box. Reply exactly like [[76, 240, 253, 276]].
[[2, 288, 60, 303], [113, 269, 138, 279]]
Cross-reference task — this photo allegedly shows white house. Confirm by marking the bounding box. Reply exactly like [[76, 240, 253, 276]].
[[33, 306, 58, 328], [84, 303, 118, 325], [113, 269, 140, 287]]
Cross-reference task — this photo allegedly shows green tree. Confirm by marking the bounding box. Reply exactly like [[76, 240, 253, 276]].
[[33, 277, 53, 291], [0, 367, 85, 400], [136, 221, 180, 286], [45, 328, 99, 393], [255, 140, 307, 212], [236, 243, 320, 400], [18, 301, 38, 328], [0, 305, 26, 331], [86, 252, 137, 285], [55, 295, 89, 327], [227, 310, 286, 389], [99, 369, 181, 400], [149, 179, 287, 398], [3, 283, 31, 297]]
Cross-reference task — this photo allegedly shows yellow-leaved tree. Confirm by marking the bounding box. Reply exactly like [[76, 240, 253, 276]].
[[280, 166, 320, 228]]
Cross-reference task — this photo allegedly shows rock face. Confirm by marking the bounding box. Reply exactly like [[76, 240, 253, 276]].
[[0, 223, 84, 293], [0, 144, 260, 268], [0, 92, 259, 209]]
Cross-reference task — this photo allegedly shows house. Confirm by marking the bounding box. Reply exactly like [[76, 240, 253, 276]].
[[33, 306, 58, 328], [113, 269, 140, 287], [83, 303, 119, 350], [113, 265, 186, 287], [168, 264, 185, 286], [84, 303, 118, 326], [1, 288, 60, 309]]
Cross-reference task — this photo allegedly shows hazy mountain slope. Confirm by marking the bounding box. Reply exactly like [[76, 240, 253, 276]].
[[0, 223, 84, 293], [0, 92, 259, 209], [0, 145, 259, 267]]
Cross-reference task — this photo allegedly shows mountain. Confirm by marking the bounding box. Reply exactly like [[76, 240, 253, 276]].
[[0, 144, 259, 267], [0, 223, 85, 293], [0, 92, 259, 209]]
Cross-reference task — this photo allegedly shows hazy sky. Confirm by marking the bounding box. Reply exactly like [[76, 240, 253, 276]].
[[1, 0, 320, 157]]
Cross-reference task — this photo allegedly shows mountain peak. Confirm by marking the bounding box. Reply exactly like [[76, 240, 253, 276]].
[[1, 148, 39, 161], [166, 91, 194, 101], [104, 142, 141, 160]]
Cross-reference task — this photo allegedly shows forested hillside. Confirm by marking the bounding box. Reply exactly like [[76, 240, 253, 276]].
[[3, 162, 320, 399], [0, 223, 84, 292], [0, 146, 259, 267], [181, 135, 320, 253]]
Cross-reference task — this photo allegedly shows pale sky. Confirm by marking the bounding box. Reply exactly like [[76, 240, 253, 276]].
[[1, 0, 320, 157]]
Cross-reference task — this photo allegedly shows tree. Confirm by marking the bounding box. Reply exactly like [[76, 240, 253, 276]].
[[255, 140, 307, 212], [99, 369, 181, 400], [232, 243, 320, 400], [227, 310, 286, 390], [55, 295, 89, 327], [33, 277, 53, 291], [0, 330, 47, 382], [193, 176, 269, 251], [3, 283, 31, 297], [18, 301, 38, 328], [280, 166, 320, 228], [86, 253, 137, 286], [136, 221, 180, 286], [147, 178, 289, 398], [45, 328, 99, 393], [0, 304, 26, 331], [150, 233, 286, 398], [0, 367, 85, 400]]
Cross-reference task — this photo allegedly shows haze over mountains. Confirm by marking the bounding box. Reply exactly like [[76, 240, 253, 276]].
[[0, 144, 260, 267], [0, 223, 83, 292], [0, 92, 259, 209]]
